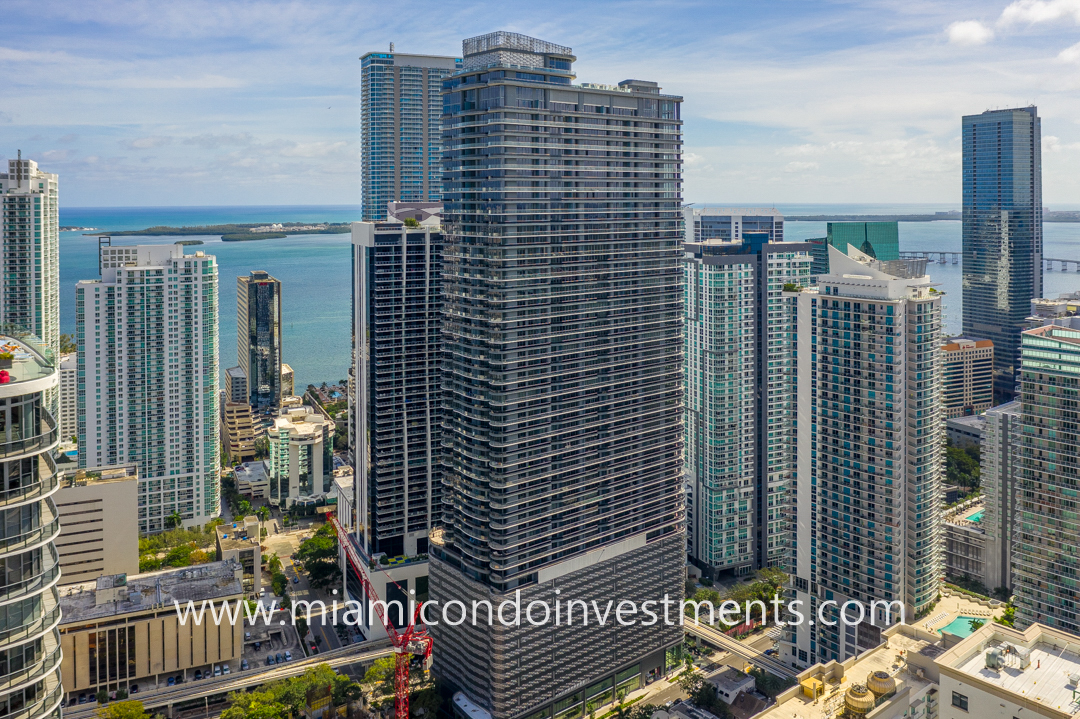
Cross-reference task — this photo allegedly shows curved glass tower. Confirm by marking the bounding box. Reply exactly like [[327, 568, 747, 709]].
[[0, 329, 62, 719]]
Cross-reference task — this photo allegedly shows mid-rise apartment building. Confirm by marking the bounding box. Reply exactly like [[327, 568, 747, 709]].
[[55, 465, 139, 585], [431, 31, 685, 719], [0, 330, 64, 719], [962, 107, 1042, 401], [360, 48, 462, 221], [266, 405, 331, 508], [941, 337, 993, 418], [979, 399, 1020, 594], [237, 270, 283, 410], [787, 246, 943, 668], [76, 244, 220, 532], [683, 220, 811, 577], [0, 157, 60, 416], [1014, 318, 1080, 632], [58, 353, 77, 442], [222, 402, 256, 464]]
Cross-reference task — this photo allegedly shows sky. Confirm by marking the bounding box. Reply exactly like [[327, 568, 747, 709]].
[[3, 0, 1080, 207]]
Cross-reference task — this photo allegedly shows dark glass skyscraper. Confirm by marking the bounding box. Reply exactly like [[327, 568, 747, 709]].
[[961, 107, 1042, 401], [430, 31, 685, 719], [237, 270, 282, 410]]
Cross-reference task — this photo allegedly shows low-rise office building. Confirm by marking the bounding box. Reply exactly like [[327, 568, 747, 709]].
[[58, 562, 245, 702], [234, 460, 269, 498], [941, 337, 994, 418], [55, 465, 139, 584], [223, 402, 257, 464], [216, 518, 261, 595]]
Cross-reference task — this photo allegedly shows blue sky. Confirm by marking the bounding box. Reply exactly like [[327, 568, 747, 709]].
[[3, 0, 1080, 206]]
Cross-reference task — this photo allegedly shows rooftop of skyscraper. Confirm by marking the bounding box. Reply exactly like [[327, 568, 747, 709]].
[[0, 331, 55, 387]]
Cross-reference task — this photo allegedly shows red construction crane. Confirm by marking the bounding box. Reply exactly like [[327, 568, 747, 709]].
[[326, 512, 432, 719]]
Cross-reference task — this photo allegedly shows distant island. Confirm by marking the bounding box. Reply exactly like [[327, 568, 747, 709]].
[[787, 211, 1080, 222], [84, 222, 353, 241], [176, 240, 204, 246], [61, 226, 99, 231]]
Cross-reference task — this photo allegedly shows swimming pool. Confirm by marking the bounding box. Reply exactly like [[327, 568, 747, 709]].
[[938, 615, 983, 638], [966, 510, 984, 523]]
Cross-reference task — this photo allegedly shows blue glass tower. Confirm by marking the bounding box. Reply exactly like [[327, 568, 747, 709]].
[[961, 107, 1042, 401], [360, 49, 462, 221]]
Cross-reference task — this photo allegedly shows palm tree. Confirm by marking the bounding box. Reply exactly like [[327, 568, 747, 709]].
[[256, 505, 271, 537], [165, 511, 183, 530], [969, 618, 985, 632]]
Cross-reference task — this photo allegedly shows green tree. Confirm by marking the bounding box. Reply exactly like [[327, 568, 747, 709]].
[[165, 511, 183, 530], [363, 657, 396, 696], [626, 705, 657, 719], [410, 686, 441, 717], [95, 700, 149, 719], [267, 553, 283, 576], [139, 556, 161, 573], [238, 499, 252, 518], [60, 333, 77, 354], [163, 544, 194, 567], [296, 524, 342, 589], [995, 603, 1017, 628], [403, 217, 421, 228], [945, 440, 981, 489], [969, 618, 985, 632], [220, 700, 287, 719]]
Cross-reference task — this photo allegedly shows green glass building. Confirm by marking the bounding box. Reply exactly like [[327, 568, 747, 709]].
[[809, 222, 900, 276]]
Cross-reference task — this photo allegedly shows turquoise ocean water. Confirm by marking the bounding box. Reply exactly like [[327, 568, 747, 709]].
[[58, 204, 1080, 389]]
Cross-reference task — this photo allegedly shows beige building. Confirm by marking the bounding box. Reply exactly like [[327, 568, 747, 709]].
[[942, 337, 994, 418], [234, 460, 270, 498], [55, 465, 139, 585], [59, 352, 77, 443], [938, 622, 1080, 719], [280, 363, 294, 400], [58, 562, 245, 701], [943, 500, 988, 589], [223, 401, 257, 464], [216, 517, 262, 595]]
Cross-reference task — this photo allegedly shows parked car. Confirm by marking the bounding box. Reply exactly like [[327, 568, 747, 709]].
[[130, 685, 139, 694], [167, 677, 175, 687], [89, 695, 97, 703], [194, 670, 203, 680], [254, 641, 261, 650], [266, 655, 275, 666], [213, 665, 221, 677], [764, 648, 778, 656], [240, 659, 249, 671], [292, 577, 299, 584], [284, 651, 291, 661], [78, 695, 87, 705], [275, 653, 283, 664], [245, 632, 251, 640]]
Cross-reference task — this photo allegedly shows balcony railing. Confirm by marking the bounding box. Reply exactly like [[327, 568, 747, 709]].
[[0, 414, 58, 461]]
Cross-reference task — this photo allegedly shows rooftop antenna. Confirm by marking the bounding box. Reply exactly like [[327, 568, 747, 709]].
[[390, 42, 395, 52]]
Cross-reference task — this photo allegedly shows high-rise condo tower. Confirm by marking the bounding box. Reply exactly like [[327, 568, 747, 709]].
[[360, 49, 462, 221], [430, 32, 685, 718], [77, 245, 220, 532], [237, 270, 283, 410], [786, 247, 943, 668]]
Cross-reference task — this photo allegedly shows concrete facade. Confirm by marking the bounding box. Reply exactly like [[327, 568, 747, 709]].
[[58, 353, 77, 443], [223, 402, 256, 465], [55, 465, 139, 585], [980, 400, 1019, 594], [216, 517, 261, 595], [266, 406, 331, 508]]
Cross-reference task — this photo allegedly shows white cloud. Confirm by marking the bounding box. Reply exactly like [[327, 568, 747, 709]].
[[947, 20, 995, 45], [183, 132, 253, 149], [125, 136, 172, 149], [1044, 135, 1080, 151], [111, 74, 243, 89], [998, 0, 1080, 27], [784, 161, 819, 173], [40, 149, 72, 161], [1059, 40, 1080, 62]]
